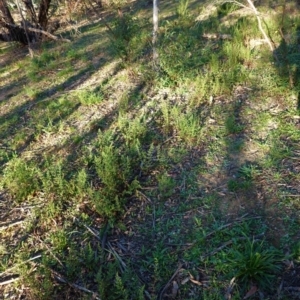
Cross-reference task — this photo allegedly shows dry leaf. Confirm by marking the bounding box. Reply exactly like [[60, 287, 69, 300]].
[[225, 277, 236, 299], [171, 281, 179, 298], [181, 277, 189, 285], [243, 285, 257, 299], [189, 278, 202, 286]]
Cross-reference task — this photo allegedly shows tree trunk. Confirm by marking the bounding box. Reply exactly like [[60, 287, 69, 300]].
[[0, 0, 14, 24], [0, 0, 29, 44], [153, 0, 159, 68], [38, 0, 51, 30], [21, 0, 38, 25], [0, 0, 53, 44]]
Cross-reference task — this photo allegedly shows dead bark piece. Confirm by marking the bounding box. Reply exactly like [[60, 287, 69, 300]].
[[171, 281, 179, 298]]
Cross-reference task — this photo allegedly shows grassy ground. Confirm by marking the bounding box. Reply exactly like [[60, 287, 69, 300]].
[[0, 0, 300, 299]]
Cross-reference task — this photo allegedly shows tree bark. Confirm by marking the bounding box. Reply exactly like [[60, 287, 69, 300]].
[[38, 0, 51, 30], [0, 0, 15, 24], [0, 0, 55, 45], [0, 0, 29, 44], [21, 0, 38, 24], [153, 0, 159, 68]]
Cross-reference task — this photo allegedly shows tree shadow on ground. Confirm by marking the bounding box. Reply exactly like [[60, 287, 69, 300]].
[[0, 20, 120, 163]]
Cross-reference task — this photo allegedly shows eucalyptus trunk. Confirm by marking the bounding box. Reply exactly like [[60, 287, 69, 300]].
[[153, 0, 159, 68]]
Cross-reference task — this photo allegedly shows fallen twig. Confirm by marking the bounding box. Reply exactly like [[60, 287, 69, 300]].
[[0, 219, 25, 231], [2, 21, 71, 43], [71, 219, 152, 300], [136, 190, 152, 203], [53, 270, 101, 299], [202, 234, 264, 258], [284, 287, 300, 291], [107, 241, 126, 273], [225, 277, 236, 299], [37, 237, 64, 267], [246, 0, 274, 51], [0, 276, 20, 286], [157, 263, 183, 300], [26, 26, 71, 43], [205, 213, 249, 238], [75, 220, 126, 273], [0, 255, 42, 278]]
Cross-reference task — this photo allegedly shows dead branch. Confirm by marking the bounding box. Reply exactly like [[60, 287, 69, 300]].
[[0, 219, 25, 231], [245, 0, 274, 51], [25, 25, 71, 42], [0, 255, 42, 278], [37, 237, 64, 267], [0, 276, 20, 286], [219, 0, 274, 52], [157, 263, 183, 300], [205, 214, 261, 239], [202, 234, 264, 258], [2, 21, 70, 42], [52, 269, 101, 300], [106, 241, 126, 273]]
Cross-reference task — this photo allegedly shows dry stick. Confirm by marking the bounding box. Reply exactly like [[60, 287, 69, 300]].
[[204, 213, 248, 238], [204, 214, 261, 239], [221, 0, 248, 9], [26, 26, 71, 42], [52, 270, 101, 300], [136, 190, 152, 203], [202, 234, 264, 258], [107, 241, 126, 273], [3, 21, 71, 43], [157, 263, 183, 300], [245, 0, 274, 51], [78, 220, 151, 298], [0, 219, 24, 231], [37, 237, 64, 267], [284, 287, 300, 292], [175, 215, 260, 249], [79, 221, 127, 273], [0, 255, 42, 278], [0, 277, 20, 286], [222, 0, 275, 53]]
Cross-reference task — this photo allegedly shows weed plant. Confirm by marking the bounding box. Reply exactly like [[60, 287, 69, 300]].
[[1, 156, 39, 201], [27, 51, 59, 81], [227, 238, 283, 290], [108, 13, 148, 63], [76, 89, 104, 106], [176, 0, 190, 19]]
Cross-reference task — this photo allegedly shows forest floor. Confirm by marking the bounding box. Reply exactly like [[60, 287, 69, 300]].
[[0, 0, 300, 299]]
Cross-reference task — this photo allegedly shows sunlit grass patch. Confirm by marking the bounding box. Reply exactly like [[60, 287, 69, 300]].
[[1, 156, 39, 201], [76, 89, 104, 106]]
